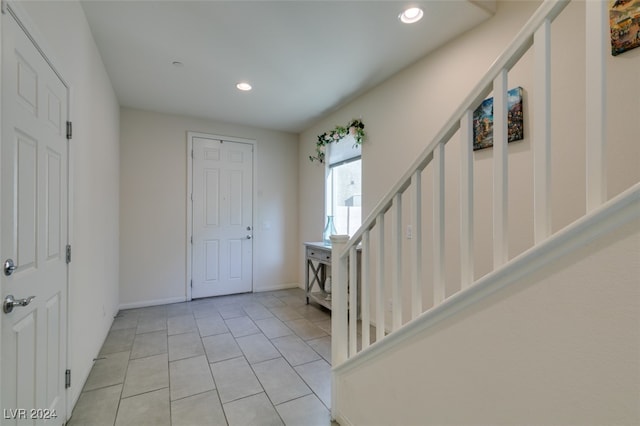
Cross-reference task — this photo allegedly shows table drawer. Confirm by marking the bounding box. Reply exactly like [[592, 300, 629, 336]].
[[306, 247, 331, 262]]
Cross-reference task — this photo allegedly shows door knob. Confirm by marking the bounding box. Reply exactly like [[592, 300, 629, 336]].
[[3, 258, 16, 276], [3, 295, 36, 314], [246, 235, 252, 239]]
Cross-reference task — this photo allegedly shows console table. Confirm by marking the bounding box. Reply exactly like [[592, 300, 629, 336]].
[[304, 241, 361, 313], [304, 242, 333, 310]]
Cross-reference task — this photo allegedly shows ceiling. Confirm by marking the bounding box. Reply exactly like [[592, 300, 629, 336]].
[[81, 1, 495, 134]]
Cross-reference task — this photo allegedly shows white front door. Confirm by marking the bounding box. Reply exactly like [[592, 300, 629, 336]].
[[1, 9, 68, 425], [191, 136, 253, 298]]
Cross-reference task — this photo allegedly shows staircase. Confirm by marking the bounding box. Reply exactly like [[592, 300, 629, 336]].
[[329, 1, 640, 424]]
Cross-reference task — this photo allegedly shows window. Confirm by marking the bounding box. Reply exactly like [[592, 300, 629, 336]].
[[326, 137, 361, 237]]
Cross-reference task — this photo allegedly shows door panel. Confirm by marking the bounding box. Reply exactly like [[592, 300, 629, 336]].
[[205, 169, 220, 226], [2, 9, 68, 425], [45, 294, 61, 404], [13, 313, 37, 412], [192, 137, 253, 298], [16, 53, 38, 114], [228, 239, 242, 279], [205, 240, 219, 282], [46, 89, 63, 132], [228, 170, 243, 225]]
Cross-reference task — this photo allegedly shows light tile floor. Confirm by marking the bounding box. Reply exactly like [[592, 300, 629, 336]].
[[68, 288, 338, 426]]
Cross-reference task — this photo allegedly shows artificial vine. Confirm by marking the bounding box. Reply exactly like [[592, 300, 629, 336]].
[[309, 118, 365, 163]]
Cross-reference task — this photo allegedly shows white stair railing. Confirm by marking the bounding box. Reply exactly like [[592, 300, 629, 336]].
[[330, 0, 613, 416]]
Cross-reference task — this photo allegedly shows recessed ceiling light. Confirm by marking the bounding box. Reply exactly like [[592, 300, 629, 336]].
[[236, 82, 252, 91], [172, 61, 184, 67], [399, 7, 424, 24]]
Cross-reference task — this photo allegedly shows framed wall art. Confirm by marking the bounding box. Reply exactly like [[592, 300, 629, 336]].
[[472, 86, 524, 151], [610, 0, 640, 56]]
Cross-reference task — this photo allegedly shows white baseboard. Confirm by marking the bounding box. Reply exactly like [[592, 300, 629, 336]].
[[334, 413, 354, 426], [253, 283, 301, 292], [118, 283, 305, 310], [118, 296, 186, 311]]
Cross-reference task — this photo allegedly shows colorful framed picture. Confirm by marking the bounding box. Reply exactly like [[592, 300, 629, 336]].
[[609, 0, 640, 56], [472, 86, 524, 151]]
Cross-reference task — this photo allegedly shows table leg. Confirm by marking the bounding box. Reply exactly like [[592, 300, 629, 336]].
[[305, 259, 310, 304]]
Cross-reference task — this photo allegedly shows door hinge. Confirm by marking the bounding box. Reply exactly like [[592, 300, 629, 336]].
[[66, 121, 72, 140], [190, 236, 193, 244], [65, 369, 71, 389], [190, 280, 193, 288], [66, 245, 71, 264]]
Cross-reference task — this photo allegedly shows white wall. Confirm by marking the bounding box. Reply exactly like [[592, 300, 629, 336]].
[[336, 216, 640, 425], [119, 108, 299, 307], [298, 1, 640, 319], [8, 0, 121, 412]]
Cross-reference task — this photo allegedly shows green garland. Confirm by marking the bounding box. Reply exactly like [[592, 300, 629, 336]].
[[309, 118, 365, 163]]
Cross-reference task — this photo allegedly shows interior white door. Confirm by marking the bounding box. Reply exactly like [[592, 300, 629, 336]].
[[192, 137, 253, 298], [1, 9, 68, 425]]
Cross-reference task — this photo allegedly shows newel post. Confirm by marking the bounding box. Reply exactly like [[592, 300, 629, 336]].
[[330, 234, 349, 419]]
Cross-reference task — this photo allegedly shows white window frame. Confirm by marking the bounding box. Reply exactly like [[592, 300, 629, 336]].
[[325, 138, 362, 237]]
